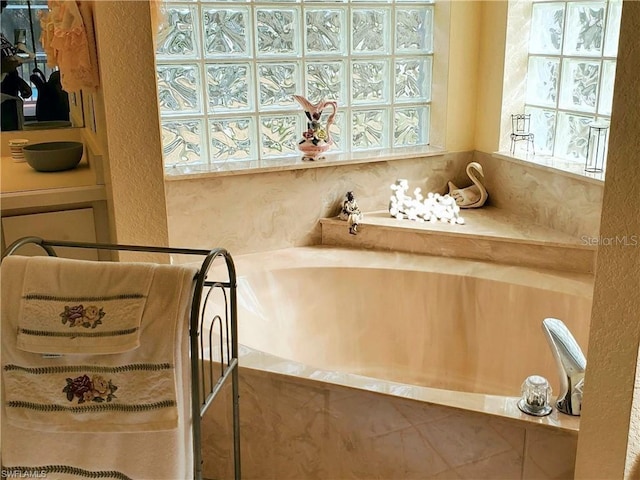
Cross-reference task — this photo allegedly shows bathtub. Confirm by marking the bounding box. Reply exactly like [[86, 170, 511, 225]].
[[202, 246, 594, 479]]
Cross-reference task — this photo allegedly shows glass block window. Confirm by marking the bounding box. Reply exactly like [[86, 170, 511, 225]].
[[525, 0, 621, 163], [155, 1, 434, 168]]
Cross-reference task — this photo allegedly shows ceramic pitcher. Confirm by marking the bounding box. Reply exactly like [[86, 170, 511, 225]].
[[293, 95, 338, 161]]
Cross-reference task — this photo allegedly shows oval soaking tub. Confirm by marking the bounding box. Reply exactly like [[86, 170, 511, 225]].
[[203, 246, 594, 479], [235, 246, 591, 397]]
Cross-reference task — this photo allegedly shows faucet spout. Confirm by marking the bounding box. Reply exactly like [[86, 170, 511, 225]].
[[542, 318, 587, 416]]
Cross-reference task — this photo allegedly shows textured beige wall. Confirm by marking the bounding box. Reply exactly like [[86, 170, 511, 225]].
[[444, 1, 481, 152], [474, 1, 509, 154], [429, 0, 450, 150], [91, 1, 169, 260], [631, 372, 640, 479], [497, 0, 530, 153], [574, 2, 640, 478]]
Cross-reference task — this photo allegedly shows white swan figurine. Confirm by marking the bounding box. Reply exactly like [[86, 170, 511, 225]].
[[447, 162, 488, 208]]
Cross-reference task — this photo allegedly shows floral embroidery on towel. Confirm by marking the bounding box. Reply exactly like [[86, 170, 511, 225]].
[[60, 305, 105, 329], [63, 374, 118, 404]]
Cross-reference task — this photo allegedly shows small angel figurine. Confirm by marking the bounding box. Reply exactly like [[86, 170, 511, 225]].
[[339, 191, 363, 235]]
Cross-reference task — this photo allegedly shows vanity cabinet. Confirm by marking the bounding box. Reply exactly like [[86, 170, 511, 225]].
[[0, 189, 111, 260], [2, 208, 100, 260], [0, 149, 112, 260]]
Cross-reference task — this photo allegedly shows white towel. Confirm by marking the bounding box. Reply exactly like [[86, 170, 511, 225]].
[[2, 256, 198, 479], [17, 256, 154, 355]]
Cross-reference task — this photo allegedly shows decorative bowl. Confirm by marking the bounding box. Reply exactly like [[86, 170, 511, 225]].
[[23, 141, 84, 172]]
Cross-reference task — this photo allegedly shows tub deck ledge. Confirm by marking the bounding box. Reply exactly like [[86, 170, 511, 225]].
[[320, 206, 596, 274]]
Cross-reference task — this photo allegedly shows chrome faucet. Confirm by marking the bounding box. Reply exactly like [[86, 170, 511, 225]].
[[541, 318, 587, 416]]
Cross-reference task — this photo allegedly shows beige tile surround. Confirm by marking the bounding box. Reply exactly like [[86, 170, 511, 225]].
[[202, 368, 578, 480]]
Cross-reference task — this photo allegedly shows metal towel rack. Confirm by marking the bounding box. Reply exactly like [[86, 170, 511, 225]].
[[2, 236, 241, 480]]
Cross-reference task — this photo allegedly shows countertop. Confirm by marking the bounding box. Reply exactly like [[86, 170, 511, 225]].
[[1, 154, 106, 214], [1, 155, 97, 193]]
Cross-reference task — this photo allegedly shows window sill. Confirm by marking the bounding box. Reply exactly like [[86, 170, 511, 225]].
[[164, 145, 446, 181], [492, 151, 605, 186]]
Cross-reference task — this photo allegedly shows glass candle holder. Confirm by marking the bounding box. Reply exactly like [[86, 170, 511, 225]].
[[517, 375, 552, 416]]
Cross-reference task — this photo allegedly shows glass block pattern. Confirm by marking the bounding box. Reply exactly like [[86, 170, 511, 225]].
[[352, 61, 388, 104], [555, 112, 593, 161], [156, 1, 434, 167], [206, 64, 252, 112], [306, 62, 345, 104], [604, 0, 622, 56], [260, 115, 299, 157], [525, 107, 556, 155], [563, 2, 606, 57], [352, 109, 388, 150], [394, 106, 429, 146], [156, 6, 198, 58], [525, 0, 621, 166], [209, 118, 254, 161], [395, 57, 432, 102], [352, 8, 389, 53], [203, 8, 250, 57], [258, 63, 299, 108], [598, 60, 616, 115], [306, 9, 345, 54], [161, 120, 204, 166], [256, 9, 298, 56], [328, 111, 346, 153], [526, 57, 559, 107], [156, 64, 201, 114], [396, 7, 434, 53], [529, 3, 564, 55], [559, 59, 600, 112]]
